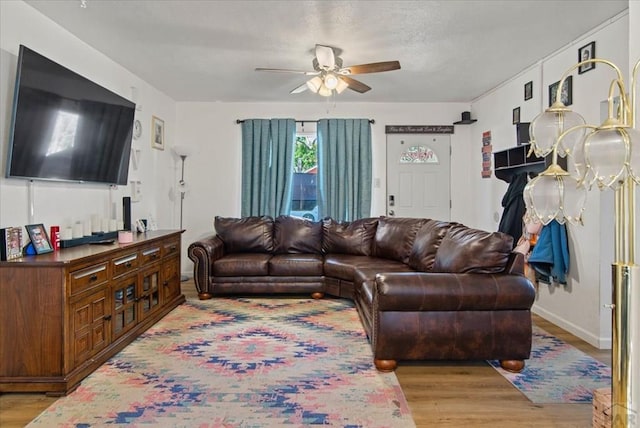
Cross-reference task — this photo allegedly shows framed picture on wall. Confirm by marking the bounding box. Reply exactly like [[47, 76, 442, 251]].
[[549, 75, 573, 107], [151, 116, 165, 150], [578, 41, 596, 74], [512, 106, 521, 124], [524, 81, 533, 101]]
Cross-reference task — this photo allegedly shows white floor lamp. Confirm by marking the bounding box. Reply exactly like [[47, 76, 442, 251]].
[[172, 145, 191, 282]]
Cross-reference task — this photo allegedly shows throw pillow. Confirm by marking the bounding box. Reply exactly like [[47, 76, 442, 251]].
[[373, 217, 428, 264], [432, 225, 513, 274], [322, 217, 378, 256], [214, 216, 274, 253], [273, 216, 323, 254], [408, 220, 453, 272]]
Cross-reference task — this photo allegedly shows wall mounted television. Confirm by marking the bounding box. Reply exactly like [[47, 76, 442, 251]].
[[5, 45, 135, 185]]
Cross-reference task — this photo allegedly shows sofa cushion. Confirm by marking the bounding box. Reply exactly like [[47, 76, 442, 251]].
[[433, 225, 514, 274], [373, 217, 428, 263], [213, 253, 271, 276], [214, 216, 274, 253], [269, 254, 323, 276], [408, 220, 454, 272], [273, 216, 323, 254], [323, 254, 378, 281], [322, 217, 378, 256]]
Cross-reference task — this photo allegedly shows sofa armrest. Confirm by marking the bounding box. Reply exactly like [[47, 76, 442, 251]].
[[504, 251, 525, 275], [374, 272, 535, 312], [187, 235, 225, 296]]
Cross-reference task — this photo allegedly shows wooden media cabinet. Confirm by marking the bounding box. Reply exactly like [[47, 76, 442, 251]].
[[0, 230, 186, 395]]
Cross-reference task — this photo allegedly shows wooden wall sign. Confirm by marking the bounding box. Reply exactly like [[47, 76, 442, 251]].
[[385, 125, 454, 134]]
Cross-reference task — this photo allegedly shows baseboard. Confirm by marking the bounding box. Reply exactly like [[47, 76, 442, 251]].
[[532, 304, 611, 349]]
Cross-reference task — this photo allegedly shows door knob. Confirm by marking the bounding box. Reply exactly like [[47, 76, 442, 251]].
[[388, 210, 395, 216]]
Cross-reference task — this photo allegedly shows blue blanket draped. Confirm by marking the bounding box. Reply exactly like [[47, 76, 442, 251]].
[[528, 220, 570, 284]]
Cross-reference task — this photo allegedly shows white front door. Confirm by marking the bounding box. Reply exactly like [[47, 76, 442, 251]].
[[386, 134, 451, 220]]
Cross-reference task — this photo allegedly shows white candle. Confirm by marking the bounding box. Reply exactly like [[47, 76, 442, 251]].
[[101, 218, 109, 232], [73, 223, 84, 239], [109, 219, 117, 232], [91, 214, 100, 233], [62, 227, 73, 240], [84, 221, 92, 236]]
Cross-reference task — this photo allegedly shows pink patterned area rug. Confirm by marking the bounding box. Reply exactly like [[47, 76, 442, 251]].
[[28, 297, 415, 427], [489, 325, 611, 403]]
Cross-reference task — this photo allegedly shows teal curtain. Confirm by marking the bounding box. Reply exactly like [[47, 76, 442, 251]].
[[317, 119, 372, 222], [241, 119, 295, 217]]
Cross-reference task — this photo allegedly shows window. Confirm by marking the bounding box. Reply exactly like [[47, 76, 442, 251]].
[[290, 132, 318, 221]]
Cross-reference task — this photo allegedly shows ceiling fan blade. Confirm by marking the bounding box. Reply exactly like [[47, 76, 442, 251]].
[[255, 68, 319, 75], [315, 44, 335, 69], [340, 76, 371, 93], [290, 82, 309, 94], [341, 61, 401, 75]]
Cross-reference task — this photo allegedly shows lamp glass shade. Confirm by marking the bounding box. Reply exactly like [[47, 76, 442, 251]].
[[628, 127, 640, 182], [524, 173, 586, 225], [306, 76, 322, 93], [335, 78, 349, 94], [530, 110, 586, 157], [172, 145, 191, 158], [324, 73, 338, 89], [318, 84, 332, 97], [580, 127, 632, 189]]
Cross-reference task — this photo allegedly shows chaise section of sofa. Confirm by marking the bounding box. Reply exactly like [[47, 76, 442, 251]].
[[187, 214, 536, 372]]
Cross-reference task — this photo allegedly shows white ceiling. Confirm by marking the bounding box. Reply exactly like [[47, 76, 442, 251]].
[[24, 0, 628, 103]]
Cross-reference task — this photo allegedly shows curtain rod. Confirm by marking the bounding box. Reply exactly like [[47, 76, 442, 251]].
[[236, 119, 375, 124]]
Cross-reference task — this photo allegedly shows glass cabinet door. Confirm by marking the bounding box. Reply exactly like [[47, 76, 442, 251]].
[[138, 264, 161, 321], [112, 275, 137, 339]]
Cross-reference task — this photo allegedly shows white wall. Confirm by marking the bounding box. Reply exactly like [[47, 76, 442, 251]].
[[472, 13, 630, 347], [0, 1, 179, 237], [175, 102, 471, 270]]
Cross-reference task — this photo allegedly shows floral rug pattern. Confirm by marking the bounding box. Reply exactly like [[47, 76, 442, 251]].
[[28, 297, 415, 427]]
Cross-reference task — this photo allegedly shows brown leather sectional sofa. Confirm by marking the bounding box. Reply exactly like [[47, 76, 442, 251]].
[[188, 215, 536, 372]]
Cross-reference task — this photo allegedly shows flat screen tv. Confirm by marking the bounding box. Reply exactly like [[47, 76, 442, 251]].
[[5, 45, 135, 185]]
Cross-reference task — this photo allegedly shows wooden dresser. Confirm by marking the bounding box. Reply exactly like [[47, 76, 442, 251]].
[[0, 230, 186, 395]]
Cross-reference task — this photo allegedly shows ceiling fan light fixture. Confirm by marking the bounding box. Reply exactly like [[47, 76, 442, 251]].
[[306, 76, 322, 93], [324, 73, 339, 90], [318, 85, 332, 97], [335, 78, 349, 94]]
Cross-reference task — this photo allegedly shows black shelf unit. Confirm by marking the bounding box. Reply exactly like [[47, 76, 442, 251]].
[[493, 143, 567, 183]]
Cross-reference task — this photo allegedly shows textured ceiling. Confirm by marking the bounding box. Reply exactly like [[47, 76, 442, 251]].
[[24, 0, 628, 103]]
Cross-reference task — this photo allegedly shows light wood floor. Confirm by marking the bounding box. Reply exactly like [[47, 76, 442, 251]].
[[0, 280, 610, 427]]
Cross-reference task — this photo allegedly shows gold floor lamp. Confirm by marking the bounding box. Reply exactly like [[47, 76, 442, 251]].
[[525, 58, 639, 427]]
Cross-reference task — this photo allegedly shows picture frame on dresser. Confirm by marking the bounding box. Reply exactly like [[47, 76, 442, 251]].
[[25, 223, 53, 255], [0, 227, 23, 261]]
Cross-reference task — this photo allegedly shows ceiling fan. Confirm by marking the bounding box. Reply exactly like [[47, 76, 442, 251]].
[[255, 44, 401, 96]]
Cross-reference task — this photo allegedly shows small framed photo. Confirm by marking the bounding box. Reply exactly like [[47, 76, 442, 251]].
[[578, 41, 596, 74], [1, 227, 23, 261], [524, 81, 533, 101], [549, 75, 573, 107], [512, 106, 521, 124], [151, 116, 165, 150], [26, 224, 53, 255]]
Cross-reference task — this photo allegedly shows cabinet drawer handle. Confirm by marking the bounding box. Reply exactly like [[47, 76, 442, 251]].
[[125, 262, 132, 268], [114, 254, 137, 266], [72, 265, 106, 280], [163, 281, 169, 287], [103, 315, 112, 321], [89, 275, 98, 282], [168, 245, 177, 252]]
